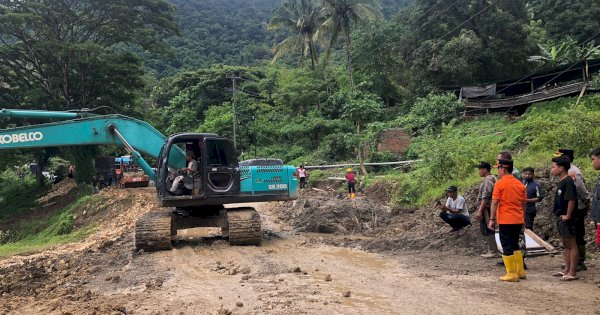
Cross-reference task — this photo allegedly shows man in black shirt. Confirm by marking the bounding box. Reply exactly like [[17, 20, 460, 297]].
[[522, 167, 544, 231], [551, 156, 579, 281]]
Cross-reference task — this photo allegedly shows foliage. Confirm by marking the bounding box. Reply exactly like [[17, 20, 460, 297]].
[[398, 93, 464, 134], [268, 0, 325, 69], [383, 94, 600, 207], [393, 0, 535, 87], [528, 37, 600, 67], [318, 0, 383, 85], [64, 146, 98, 187], [0, 0, 177, 111], [0, 194, 96, 257], [529, 0, 600, 43], [0, 170, 48, 219]]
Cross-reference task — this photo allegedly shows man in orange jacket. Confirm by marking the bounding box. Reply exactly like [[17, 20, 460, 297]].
[[488, 159, 527, 282]]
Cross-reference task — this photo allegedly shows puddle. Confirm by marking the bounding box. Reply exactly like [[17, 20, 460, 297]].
[[321, 248, 389, 269]]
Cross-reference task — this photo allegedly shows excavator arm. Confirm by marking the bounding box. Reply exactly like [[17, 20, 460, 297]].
[[0, 109, 186, 181]]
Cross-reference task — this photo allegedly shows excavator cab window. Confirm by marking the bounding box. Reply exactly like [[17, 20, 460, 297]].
[[205, 139, 235, 166]]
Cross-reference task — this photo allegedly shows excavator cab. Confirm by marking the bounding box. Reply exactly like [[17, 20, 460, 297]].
[[155, 133, 241, 207]]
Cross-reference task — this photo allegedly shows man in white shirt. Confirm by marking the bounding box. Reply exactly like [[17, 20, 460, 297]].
[[169, 150, 199, 193], [438, 185, 470, 232]]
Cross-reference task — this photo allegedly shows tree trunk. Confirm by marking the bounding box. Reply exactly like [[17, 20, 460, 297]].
[[342, 21, 355, 89]]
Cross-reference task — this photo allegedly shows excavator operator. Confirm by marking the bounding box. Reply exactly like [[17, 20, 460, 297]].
[[169, 150, 198, 194]]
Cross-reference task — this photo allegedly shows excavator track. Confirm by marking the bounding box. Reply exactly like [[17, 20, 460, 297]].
[[227, 207, 262, 246], [135, 210, 174, 251]]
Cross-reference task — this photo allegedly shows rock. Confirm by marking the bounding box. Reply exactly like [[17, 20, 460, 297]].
[[217, 306, 232, 315], [114, 305, 127, 314], [342, 291, 351, 298], [325, 274, 332, 282], [293, 267, 302, 273], [241, 275, 251, 281], [241, 267, 251, 274], [236, 302, 244, 307]]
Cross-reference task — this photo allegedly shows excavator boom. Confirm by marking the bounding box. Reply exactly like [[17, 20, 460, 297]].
[[0, 111, 186, 181]]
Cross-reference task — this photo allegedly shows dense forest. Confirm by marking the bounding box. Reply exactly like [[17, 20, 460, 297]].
[[1, 0, 600, 191]]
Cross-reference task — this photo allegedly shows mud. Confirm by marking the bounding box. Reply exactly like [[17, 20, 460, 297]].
[[1, 182, 600, 314]]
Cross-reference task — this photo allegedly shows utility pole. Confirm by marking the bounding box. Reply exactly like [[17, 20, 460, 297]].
[[227, 74, 242, 151]]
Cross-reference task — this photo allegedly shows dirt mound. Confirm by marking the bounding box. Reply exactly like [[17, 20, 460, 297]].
[[0, 187, 158, 314], [331, 168, 598, 254], [278, 189, 393, 234]]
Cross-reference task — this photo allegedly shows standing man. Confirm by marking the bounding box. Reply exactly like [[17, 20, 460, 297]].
[[589, 148, 600, 248], [345, 168, 356, 198], [522, 167, 544, 231], [474, 161, 497, 258], [554, 148, 591, 271], [297, 165, 308, 189], [488, 159, 527, 282], [438, 185, 470, 232], [550, 155, 579, 281]]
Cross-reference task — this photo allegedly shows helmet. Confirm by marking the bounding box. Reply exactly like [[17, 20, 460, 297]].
[[346, 168, 353, 172]]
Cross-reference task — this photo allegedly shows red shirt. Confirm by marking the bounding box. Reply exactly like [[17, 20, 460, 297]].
[[345, 173, 355, 183], [492, 174, 526, 224]]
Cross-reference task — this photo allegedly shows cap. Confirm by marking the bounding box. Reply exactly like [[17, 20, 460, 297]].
[[493, 159, 513, 169], [346, 168, 353, 172], [476, 161, 491, 170], [445, 185, 458, 192], [185, 150, 196, 158], [553, 148, 574, 162]]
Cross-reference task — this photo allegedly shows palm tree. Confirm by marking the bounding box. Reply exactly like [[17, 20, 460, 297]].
[[317, 0, 381, 87], [268, 0, 324, 69]]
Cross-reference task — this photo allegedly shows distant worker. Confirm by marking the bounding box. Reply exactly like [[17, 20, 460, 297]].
[[169, 150, 198, 194], [589, 148, 600, 248], [345, 168, 356, 198], [474, 161, 497, 258], [68, 163, 75, 178], [298, 165, 308, 189], [438, 185, 470, 232], [550, 155, 579, 281], [554, 148, 590, 271], [522, 167, 544, 231], [488, 159, 527, 282]]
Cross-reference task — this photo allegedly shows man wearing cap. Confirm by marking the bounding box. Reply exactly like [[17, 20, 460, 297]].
[[488, 159, 527, 282], [550, 155, 579, 280], [555, 148, 591, 270], [169, 150, 199, 194], [438, 186, 470, 232], [345, 168, 356, 198], [474, 161, 498, 258]]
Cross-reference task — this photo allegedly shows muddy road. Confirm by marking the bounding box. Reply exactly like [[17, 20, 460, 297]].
[[1, 188, 599, 314]]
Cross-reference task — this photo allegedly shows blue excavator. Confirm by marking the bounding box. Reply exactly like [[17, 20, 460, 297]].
[[0, 108, 298, 250]]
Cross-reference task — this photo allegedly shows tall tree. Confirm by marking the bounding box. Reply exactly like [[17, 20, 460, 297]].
[[529, 0, 600, 44], [0, 0, 178, 111], [0, 0, 178, 185], [318, 0, 382, 87], [268, 0, 324, 69], [394, 0, 534, 88]]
